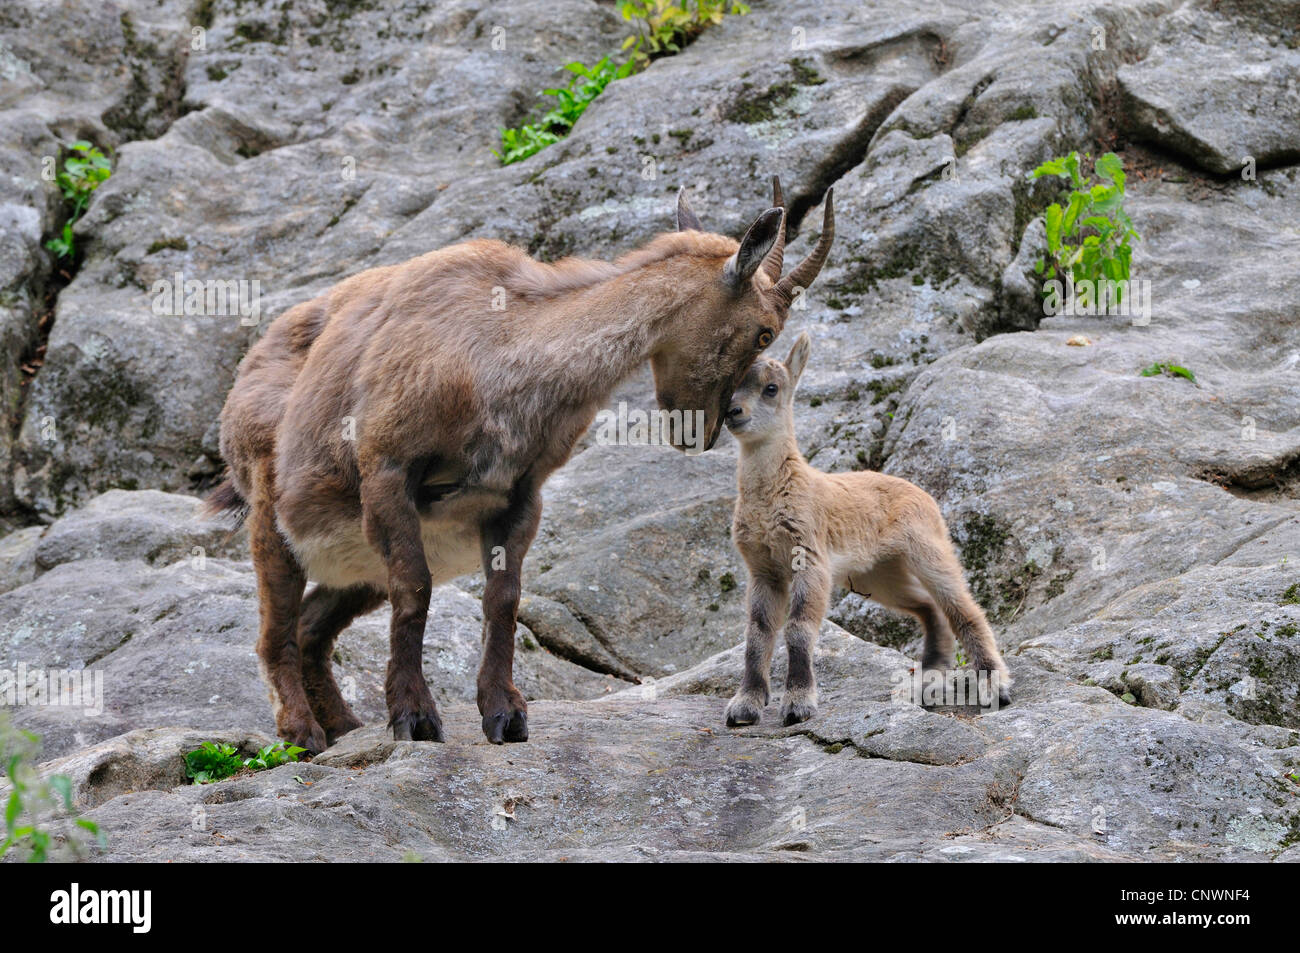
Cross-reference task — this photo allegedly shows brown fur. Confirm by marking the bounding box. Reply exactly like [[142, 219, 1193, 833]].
[[722, 333, 1012, 728], [211, 180, 835, 751]]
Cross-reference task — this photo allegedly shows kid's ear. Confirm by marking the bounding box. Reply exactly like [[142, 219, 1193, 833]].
[[785, 331, 811, 385]]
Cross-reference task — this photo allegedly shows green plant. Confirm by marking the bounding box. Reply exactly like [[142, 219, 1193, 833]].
[[618, 0, 750, 68], [495, 56, 635, 165], [1, 716, 104, 862], [1030, 151, 1139, 302], [184, 741, 244, 783], [45, 140, 112, 260], [1140, 361, 1196, 383], [184, 739, 306, 784], [494, 2, 749, 165], [243, 741, 307, 771]]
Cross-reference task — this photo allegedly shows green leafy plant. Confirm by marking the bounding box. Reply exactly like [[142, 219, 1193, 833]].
[[495, 56, 635, 165], [184, 741, 244, 783], [494, 2, 749, 165], [1030, 151, 1139, 302], [1139, 362, 1196, 383], [1, 715, 104, 862], [243, 741, 307, 771], [184, 740, 306, 784], [44, 140, 112, 260], [618, 0, 750, 68]]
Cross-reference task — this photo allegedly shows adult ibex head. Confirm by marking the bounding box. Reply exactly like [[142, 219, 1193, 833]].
[[651, 176, 834, 451]]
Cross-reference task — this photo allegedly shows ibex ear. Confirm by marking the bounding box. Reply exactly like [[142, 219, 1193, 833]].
[[723, 208, 783, 291], [676, 186, 702, 231], [785, 331, 811, 386]]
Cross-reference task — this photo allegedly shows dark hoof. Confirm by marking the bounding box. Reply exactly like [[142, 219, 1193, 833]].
[[997, 686, 1012, 707], [780, 703, 817, 727], [391, 711, 445, 743], [724, 693, 765, 727], [482, 708, 528, 745]]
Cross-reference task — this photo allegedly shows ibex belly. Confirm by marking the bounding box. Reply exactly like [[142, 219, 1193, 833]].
[[287, 495, 501, 589]]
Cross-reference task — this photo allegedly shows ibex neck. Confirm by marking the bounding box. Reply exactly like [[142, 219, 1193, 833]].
[[737, 428, 805, 497], [526, 253, 716, 409]]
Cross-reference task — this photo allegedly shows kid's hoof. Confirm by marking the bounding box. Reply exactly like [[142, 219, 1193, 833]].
[[482, 708, 528, 744], [780, 702, 817, 726], [724, 696, 763, 727], [997, 684, 1012, 707], [391, 711, 445, 743]]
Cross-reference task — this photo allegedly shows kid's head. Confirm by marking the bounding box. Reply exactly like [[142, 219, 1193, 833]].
[[724, 332, 810, 445]]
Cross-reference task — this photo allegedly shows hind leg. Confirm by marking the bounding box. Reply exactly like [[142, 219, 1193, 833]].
[[248, 470, 325, 753], [908, 545, 1012, 706], [910, 601, 957, 671], [298, 583, 387, 744]]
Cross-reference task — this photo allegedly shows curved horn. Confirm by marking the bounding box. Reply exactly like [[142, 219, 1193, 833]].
[[772, 188, 835, 307], [676, 185, 702, 231], [760, 175, 786, 282]]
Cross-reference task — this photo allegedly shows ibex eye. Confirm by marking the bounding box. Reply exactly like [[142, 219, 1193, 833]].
[[757, 330, 774, 348], [763, 383, 778, 397]]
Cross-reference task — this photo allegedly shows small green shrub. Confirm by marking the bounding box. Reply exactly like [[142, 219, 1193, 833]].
[[494, 2, 749, 165], [184, 740, 306, 784], [1139, 362, 1196, 383], [495, 57, 634, 165], [1, 715, 104, 862], [618, 0, 750, 68], [1030, 151, 1139, 302], [45, 140, 112, 260]]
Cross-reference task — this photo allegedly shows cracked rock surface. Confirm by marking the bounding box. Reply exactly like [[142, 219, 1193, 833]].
[[1, 0, 1299, 861]]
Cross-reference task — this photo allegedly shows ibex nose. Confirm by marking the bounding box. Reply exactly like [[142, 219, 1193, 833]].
[[726, 404, 744, 420]]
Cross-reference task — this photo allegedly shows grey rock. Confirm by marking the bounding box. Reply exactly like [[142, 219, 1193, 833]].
[[1119, 2, 1300, 174], [0, 523, 40, 593]]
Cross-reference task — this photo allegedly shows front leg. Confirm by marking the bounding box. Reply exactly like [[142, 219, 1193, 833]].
[[478, 486, 542, 744], [725, 574, 789, 727], [361, 463, 444, 742], [780, 563, 830, 726]]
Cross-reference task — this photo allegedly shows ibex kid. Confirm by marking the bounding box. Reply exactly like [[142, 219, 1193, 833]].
[[722, 333, 1012, 728]]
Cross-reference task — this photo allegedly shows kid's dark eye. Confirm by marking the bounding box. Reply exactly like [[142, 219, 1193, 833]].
[[757, 329, 774, 348], [763, 383, 778, 397]]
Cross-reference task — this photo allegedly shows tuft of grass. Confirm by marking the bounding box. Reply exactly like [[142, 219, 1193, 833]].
[[45, 141, 112, 260]]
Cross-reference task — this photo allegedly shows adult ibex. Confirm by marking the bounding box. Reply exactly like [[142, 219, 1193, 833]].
[[209, 178, 835, 751]]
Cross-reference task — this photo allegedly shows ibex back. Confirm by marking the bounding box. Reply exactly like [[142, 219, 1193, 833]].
[[209, 178, 835, 751]]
